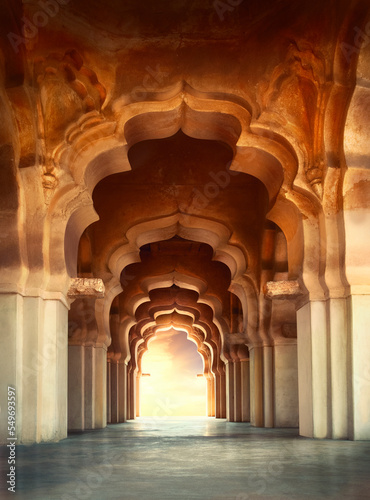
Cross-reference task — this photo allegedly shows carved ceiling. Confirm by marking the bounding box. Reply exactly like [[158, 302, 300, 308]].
[[2, 0, 367, 369]]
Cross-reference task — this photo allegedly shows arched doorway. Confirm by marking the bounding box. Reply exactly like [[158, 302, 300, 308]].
[[140, 329, 207, 418]]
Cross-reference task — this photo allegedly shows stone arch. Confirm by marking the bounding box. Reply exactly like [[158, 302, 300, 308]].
[[114, 269, 229, 364], [50, 80, 335, 436]]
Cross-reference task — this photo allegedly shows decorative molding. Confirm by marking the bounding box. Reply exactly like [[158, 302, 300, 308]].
[[33, 49, 107, 199], [264, 280, 303, 299], [68, 278, 105, 298], [257, 40, 328, 198]]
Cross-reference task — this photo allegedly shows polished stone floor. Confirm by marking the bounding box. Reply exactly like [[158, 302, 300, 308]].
[[1, 417, 370, 500]]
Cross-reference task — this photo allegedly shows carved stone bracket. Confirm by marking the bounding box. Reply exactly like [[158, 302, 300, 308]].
[[68, 278, 105, 299], [33, 49, 107, 201], [264, 280, 303, 300], [257, 41, 328, 198]]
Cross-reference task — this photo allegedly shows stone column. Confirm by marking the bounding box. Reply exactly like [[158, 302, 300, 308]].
[[68, 344, 108, 430], [220, 367, 227, 418], [211, 375, 216, 417], [226, 361, 235, 422], [126, 365, 131, 420], [68, 280, 107, 430], [118, 361, 127, 422], [263, 346, 274, 428], [110, 360, 119, 423], [0, 293, 68, 444], [110, 358, 128, 423], [68, 345, 85, 430], [297, 300, 329, 438], [127, 365, 136, 420], [94, 346, 107, 428], [348, 294, 370, 440], [84, 345, 95, 429], [241, 359, 250, 422], [136, 373, 140, 417], [215, 367, 226, 418], [274, 343, 298, 427], [206, 376, 215, 417], [234, 361, 242, 422], [296, 295, 362, 439], [328, 298, 348, 439], [250, 346, 263, 427], [215, 372, 221, 418], [106, 359, 111, 424]]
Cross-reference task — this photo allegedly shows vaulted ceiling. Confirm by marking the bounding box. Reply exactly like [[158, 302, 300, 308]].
[[3, 0, 365, 370]]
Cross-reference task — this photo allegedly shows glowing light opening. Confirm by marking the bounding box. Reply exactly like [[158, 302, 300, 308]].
[[140, 329, 207, 417]]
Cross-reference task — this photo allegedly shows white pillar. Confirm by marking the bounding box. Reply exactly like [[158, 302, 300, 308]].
[[226, 361, 235, 421], [215, 372, 221, 417], [128, 367, 136, 420], [234, 361, 242, 422], [68, 345, 84, 430], [263, 346, 274, 428], [0, 294, 68, 444], [250, 346, 263, 427], [297, 300, 329, 438], [349, 294, 370, 440], [94, 346, 107, 428], [329, 298, 349, 439], [111, 361, 119, 423], [84, 346, 95, 429], [69, 344, 107, 430], [211, 375, 215, 417], [217, 368, 226, 418], [136, 373, 140, 418], [118, 362, 127, 422], [106, 359, 111, 424], [127, 367, 131, 420], [241, 359, 250, 422], [206, 377, 212, 416], [297, 295, 369, 439], [274, 343, 298, 427]]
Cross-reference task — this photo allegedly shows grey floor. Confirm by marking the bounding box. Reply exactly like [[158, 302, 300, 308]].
[[1, 417, 370, 500]]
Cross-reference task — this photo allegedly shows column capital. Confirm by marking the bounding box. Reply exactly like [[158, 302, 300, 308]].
[[264, 280, 303, 300], [68, 278, 105, 299]]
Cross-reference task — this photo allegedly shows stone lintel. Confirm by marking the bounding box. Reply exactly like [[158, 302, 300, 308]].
[[264, 280, 302, 300], [68, 278, 105, 299]]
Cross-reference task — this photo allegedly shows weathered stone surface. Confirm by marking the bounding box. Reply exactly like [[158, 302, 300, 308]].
[[1, 0, 369, 444], [68, 278, 105, 298], [264, 280, 303, 300]]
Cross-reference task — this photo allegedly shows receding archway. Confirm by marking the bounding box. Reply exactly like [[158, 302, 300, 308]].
[[140, 328, 206, 418]]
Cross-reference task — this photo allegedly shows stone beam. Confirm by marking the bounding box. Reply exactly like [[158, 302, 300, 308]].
[[68, 278, 105, 299], [264, 280, 302, 300]]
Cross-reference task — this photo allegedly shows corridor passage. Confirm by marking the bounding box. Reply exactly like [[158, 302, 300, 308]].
[[1, 418, 370, 500]]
